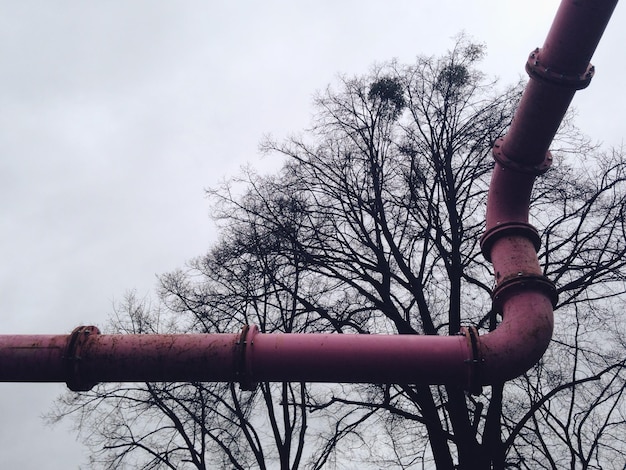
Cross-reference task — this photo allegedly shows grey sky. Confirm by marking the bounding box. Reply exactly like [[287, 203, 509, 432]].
[[0, 1, 623, 468]]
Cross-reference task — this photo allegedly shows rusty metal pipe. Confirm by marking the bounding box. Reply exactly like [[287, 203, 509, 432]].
[[0, 327, 242, 390], [478, 0, 617, 385], [0, 326, 473, 391], [0, 0, 618, 393], [501, 0, 618, 165]]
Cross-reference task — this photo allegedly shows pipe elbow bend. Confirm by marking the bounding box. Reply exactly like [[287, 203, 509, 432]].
[[476, 290, 554, 385]]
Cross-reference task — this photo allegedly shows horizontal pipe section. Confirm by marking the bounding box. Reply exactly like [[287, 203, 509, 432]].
[[0, 328, 472, 390], [246, 328, 470, 385], [0, 332, 241, 388], [0, 310, 553, 391]]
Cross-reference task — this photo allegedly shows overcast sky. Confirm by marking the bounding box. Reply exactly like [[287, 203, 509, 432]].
[[0, 1, 624, 468]]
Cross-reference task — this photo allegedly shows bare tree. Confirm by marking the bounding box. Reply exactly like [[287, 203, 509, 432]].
[[49, 282, 318, 469], [50, 38, 626, 469]]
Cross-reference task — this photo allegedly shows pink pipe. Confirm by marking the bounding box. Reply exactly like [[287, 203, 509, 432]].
[[0, 328, 242, 390], [501, 0, 618, 166], [479, 0, 617, 381], [0, 0, 618, 393], [0, 326, 472, 391], [237, 327, 470, 387]]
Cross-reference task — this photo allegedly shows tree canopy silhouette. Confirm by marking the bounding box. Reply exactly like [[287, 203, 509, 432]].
[[50, 37, 626, 470]]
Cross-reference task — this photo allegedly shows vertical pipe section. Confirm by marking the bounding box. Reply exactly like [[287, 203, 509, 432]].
[[501, 0, 618, 165], [478, 0, 618, 384]]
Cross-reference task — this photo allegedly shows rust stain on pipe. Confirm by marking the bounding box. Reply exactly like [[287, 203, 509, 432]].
[[0, 0, 619, 393]]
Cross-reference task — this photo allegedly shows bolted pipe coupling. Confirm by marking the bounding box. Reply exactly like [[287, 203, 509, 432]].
[[64, 325, 101, 392], [461, 326, 484, 396], [492, 138, 553, 175], [527, 47, 595, 90], [492, 273, 558, 311], [480, 221, 541, 262], [235, 324, 259, 391]]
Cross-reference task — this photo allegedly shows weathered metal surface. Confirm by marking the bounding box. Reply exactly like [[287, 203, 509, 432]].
[[500, 0, 618, 166], [0, 327, 472, 389], [246, 331, 470, 385], [478, 0, 617, 389], [0, 0, 618, 392]]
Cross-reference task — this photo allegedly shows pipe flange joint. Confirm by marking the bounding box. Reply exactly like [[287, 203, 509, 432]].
[[492, 274, 558, 311], [480, 222, 541, 262], [235, 324, 259, 391], [493, 138, 553, 175], [64, 325, 101, 392], [461, 326, 483, 395], [526, 47, 594, 90]]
